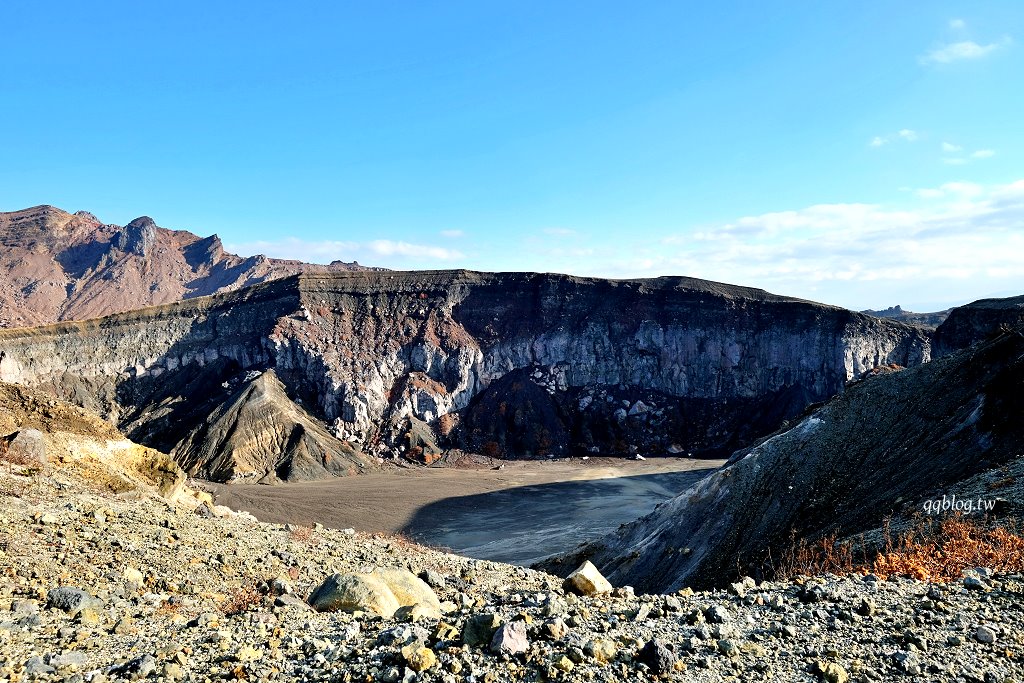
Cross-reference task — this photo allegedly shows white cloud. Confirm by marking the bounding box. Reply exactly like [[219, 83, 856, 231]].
[[938, 181, 984, 197], [920, 37, 1011, 64], [224, 236, 463, 265], [582, 179, 1024, 310], [871, 129, 921, 147], [942, 142, 962, 152], [366, 240, 463, 260], [950, 18, 966, 30], [440, 229, 464, 238], [972, 149, 996, 158]]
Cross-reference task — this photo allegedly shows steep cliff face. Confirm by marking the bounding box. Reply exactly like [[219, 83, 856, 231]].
[[540, 327, 1024, 592], [0, 205, 375, 328], [0, 271, 931, 481], [933, 294, 1024, 358]]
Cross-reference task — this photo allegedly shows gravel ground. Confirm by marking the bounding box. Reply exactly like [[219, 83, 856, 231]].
[[1, 470, 1023, 683]]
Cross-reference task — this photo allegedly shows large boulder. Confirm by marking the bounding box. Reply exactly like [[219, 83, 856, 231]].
[[372, 568, 442, 617], [563, 561, 612, 596], [308, 573, 401, 617], [308, 568, 441, 618], [2, 428, 46, 468]]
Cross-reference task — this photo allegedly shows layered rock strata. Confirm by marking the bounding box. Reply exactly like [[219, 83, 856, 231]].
[[0, 271, 931, 481]]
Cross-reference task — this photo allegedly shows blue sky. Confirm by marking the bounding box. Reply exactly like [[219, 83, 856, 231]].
[[2, 1, 1022, 310]]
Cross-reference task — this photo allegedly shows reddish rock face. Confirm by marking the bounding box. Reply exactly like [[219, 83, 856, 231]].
[[0, 205, 375, 329]]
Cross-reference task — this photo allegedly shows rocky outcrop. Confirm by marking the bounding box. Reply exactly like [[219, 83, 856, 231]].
[[171, 370, 375, 483], [540, 327, 1024, 592], [860, 304, 950, 329], [0, 271, 931, 480], [0, 205, 376, 328], [0, 380, 187, 501], [113, 217, 157, 257], [933, 294, 1024, 358]]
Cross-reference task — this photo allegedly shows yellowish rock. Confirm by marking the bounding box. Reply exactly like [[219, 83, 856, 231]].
[[401, 644, 436, 672], [563, 561, 612, 596]]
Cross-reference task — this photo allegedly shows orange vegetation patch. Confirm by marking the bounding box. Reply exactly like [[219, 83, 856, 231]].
[[773, 516, 1024, 583], [872, 516, 1024, 582]]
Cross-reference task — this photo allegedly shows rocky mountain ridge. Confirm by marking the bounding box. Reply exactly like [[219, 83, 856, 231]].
[[0, 205, 375, 328], [0, 271, 930, 482]]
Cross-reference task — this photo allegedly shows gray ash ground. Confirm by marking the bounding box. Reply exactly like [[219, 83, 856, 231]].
[[2, 471, 1023, 683]]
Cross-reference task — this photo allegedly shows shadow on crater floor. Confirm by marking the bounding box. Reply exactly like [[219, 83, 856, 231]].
[[400, 468, 713, 566]]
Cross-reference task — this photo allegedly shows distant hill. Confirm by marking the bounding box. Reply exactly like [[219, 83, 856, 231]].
[[861, 304, 950, 328], [0, 205, 378, 327]]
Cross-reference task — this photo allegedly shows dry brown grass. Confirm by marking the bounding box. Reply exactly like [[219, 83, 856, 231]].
[[772, 516, 1024, 583], [873, 516, 1024, 581], [769, 531, 862, 579], [370, 530, 450, 555], [288, 525, 317, 545], [220, 579, 264, 616]]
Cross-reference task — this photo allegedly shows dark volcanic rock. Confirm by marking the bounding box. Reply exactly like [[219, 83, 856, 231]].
[[540, 327, 1024, 592], [114, 217, 157, 257], [933, 294, 1024, 358], [0, 271, 931, 481]]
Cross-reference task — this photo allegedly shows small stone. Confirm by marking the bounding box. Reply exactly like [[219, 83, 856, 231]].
[[542, 618, 568, 640], [234, 646, 262, 662], [902, 629, 928, 652], [10, 599, 39, 615], [418, 570, 446, 589], [638, 639, 677, 675], [584, 638, 618, 664], [400, 644, 436, 672], [717, 639, 740, 659], [963, 575, 989, 591], [395, 603, 431, 623], [123, 568, 144, 587], [813, 660, 849, 683], [268, 576, 292, 596], [110, 654, 157, 680], [463, 613, 502, 647], [433, 622, 460, 642], [46, 587, 96, 616], [112, 616, 135, 635], [76, 607, 101, 626], [554, 655, 574, 672], [50, 652, 89, 671], [854, 597, 875, 617], [489, 621, 529, 656], [975, 626, 997, 644], [892, 650, 921, 676], [705, 604, 731, 624]]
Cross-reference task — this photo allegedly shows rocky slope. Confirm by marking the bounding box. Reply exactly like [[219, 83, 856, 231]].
[[542, 326, 1024, 593], [0, 272, 930, 481], [2, 453, 1022, 683], [0, 205, 374, 328]]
